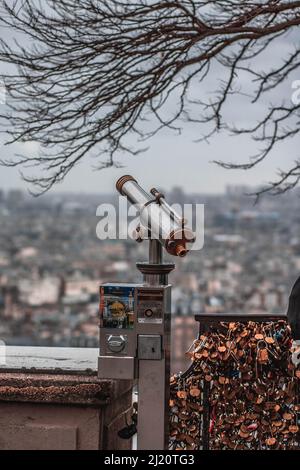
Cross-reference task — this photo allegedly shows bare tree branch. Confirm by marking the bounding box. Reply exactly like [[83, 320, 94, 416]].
[[0, 0, 299, 194]]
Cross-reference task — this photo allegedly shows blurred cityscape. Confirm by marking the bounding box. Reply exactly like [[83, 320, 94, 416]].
[[0, 186, 299, 372]]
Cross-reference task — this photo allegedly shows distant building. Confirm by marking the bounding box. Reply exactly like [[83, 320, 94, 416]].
[[18, 277, 62, 307], [6, 190, 23, 210]]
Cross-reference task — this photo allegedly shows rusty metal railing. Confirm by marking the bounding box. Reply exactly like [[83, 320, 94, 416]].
[[169, 312, 300, 451], [196, 312, 288, 450]]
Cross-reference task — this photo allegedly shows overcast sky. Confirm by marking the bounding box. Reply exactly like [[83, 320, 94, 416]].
[[0, 14, 298, 195]]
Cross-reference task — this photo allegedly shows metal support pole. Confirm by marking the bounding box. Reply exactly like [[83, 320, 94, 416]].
[[143, 240, 163, 285], [149, 239, 162, 264], [137, 346, 170, 449], [136, 240, 172, 450]]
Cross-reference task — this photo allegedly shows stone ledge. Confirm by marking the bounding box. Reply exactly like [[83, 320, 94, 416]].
[[0, 346, 99, 374], [0, 372, 132, 406], [0, 347, 132, 406]]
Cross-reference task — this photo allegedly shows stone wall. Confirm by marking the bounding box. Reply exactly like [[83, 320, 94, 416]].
[[0, 347, 133, 450]]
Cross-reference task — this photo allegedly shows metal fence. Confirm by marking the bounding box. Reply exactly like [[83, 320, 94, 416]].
[[169, 313, 300, 450]]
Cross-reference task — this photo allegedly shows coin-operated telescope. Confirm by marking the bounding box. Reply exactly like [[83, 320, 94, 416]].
[[98, 176, 196, 450]]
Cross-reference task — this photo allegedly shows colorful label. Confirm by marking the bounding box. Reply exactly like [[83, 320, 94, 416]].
[[100, 285, 135, 330]]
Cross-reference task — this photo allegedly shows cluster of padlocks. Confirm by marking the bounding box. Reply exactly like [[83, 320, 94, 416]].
[[169, 320, 300, 450]]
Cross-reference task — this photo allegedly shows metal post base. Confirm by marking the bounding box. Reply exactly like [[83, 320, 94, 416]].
[[135, 240, 174, 449], [136, 262, 175, 286]]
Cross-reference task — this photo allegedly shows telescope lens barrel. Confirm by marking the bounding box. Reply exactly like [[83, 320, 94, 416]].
[[116, 175, 137, 195], [116, 175, 152, 207]]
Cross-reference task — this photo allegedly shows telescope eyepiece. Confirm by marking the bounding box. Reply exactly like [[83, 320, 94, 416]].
[[175, 244, 187, 258]]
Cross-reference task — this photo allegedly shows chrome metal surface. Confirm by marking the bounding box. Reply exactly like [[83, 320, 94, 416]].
[[98, 356, 135, 380], [149, 239, 162, 264], [106, 334, 127, 354], [119, 179, 151, 208], [116, 175, 196, 256], [138, 335, 162, 360], [136, 286, 171, 450]]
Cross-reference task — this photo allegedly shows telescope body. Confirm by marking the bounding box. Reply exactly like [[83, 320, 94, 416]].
[[116, 175, 195, 257]]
